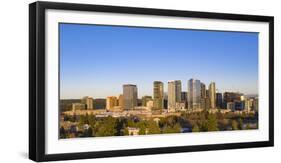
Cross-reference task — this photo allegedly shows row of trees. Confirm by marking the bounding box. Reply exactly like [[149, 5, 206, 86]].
[[60, 111, 258, 138]]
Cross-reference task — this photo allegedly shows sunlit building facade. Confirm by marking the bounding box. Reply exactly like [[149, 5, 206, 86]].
[[209, 82, 216, 109], [188, 79, 201, 110], [106, 96, 118, 111], [168, 80, 182, 112], [81, 96, 94, 109], [142, 96, 152, 107], [123, 84, 138, 110], [118, 94, 124, 108], [153, 81, 164, 109]]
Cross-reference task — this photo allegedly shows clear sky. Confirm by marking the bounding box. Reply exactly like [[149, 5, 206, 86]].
[[59, 23, 258, 99]]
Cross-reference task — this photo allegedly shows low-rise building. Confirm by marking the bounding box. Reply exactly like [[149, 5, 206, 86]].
[[127, 127, 140, 136], [72, 103, 86, 111]]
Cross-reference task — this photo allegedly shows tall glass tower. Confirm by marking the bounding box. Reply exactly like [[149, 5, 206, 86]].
[[188, 79, 201, 110]]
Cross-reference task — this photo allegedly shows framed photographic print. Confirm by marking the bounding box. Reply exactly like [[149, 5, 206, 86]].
[[29, 1, 274, 162]]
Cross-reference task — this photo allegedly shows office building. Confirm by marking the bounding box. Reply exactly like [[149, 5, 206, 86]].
[[81, 96, 94, 109], [216, 92, 223, 109], [118, 94, 124, 108], [188, 79, 201, 109], [168, 80, 182, 112], [142, 96, 152, 106], [209, 82, 216, 109], [123, 84, 138, 110], [153, 81, 164, 109], [106, 96, 118, 111], [72, 103, 86, 112]]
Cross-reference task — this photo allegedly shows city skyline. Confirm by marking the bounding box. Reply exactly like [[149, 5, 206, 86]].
[[60, 23, 258, 99]]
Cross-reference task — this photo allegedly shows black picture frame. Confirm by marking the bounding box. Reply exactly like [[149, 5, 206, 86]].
[[29, 1, 274, 162]]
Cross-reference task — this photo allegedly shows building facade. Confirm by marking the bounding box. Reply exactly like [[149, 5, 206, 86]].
[[168, 80, 182, 112], [209, 82, 216, 109], [72, 103, 86, 111], [81, 96, 94, 109], [142, 96, 152, 107], [106, 96, 118, 111], [216, 92, 223, 109], [118, 94, 124, 108], [123, 84, 138, 110], [153, 81, 164, 109], [188, 79, 201, 110]]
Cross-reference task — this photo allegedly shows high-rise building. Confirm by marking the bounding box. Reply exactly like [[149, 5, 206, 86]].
[[200, 83, 206, 98], [200, 83, 208, 110], [181, 91, 187, 102], [123, 84, 138, 110], [142, 96, 152, 106], [168, 80, 182, 112], [153, 81, 164, 109], [209, 82, 216, 109], [106, 96, 118, 111], [216, 93, 223, 109], [253, 98, 259, 111], [181, 91, 188, 107], [223, 92, 243, 103], [244, 98, 252, 112], [118, 94, 124, 108], [188, 79, 201, 110], [81, 96, 94, 109]]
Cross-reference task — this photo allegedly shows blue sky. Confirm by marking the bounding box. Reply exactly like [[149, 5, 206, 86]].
[[60, 23, 258, 99]]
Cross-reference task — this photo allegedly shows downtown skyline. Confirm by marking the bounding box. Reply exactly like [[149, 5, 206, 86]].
[[60, 23, 258, 99]]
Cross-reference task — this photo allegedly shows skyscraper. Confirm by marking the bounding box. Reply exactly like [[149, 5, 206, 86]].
[[168, 80, 182, 112], [188, 79, 201, 110], [200, 83, 206, 98], [216, 92, 223, 109], [153, 81, 164, 109], [123, 84, 138, 110], [181, 91, 188, 106], [209, 82, 216, 109]]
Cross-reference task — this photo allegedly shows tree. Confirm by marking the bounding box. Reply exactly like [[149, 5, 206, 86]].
[[95, 116, 117, 137], [245, 123, 251, 130], [162, 123, 181, 133], [206, 114, 218, 131], [82, 127, 93, 137], [238, 118, 243, 130], [231, 120, 238, 130], [136, 121, 147, 135], [192, 124, 200, 132], [60, 127, 66, 138], [146, 120, 161, 134]]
